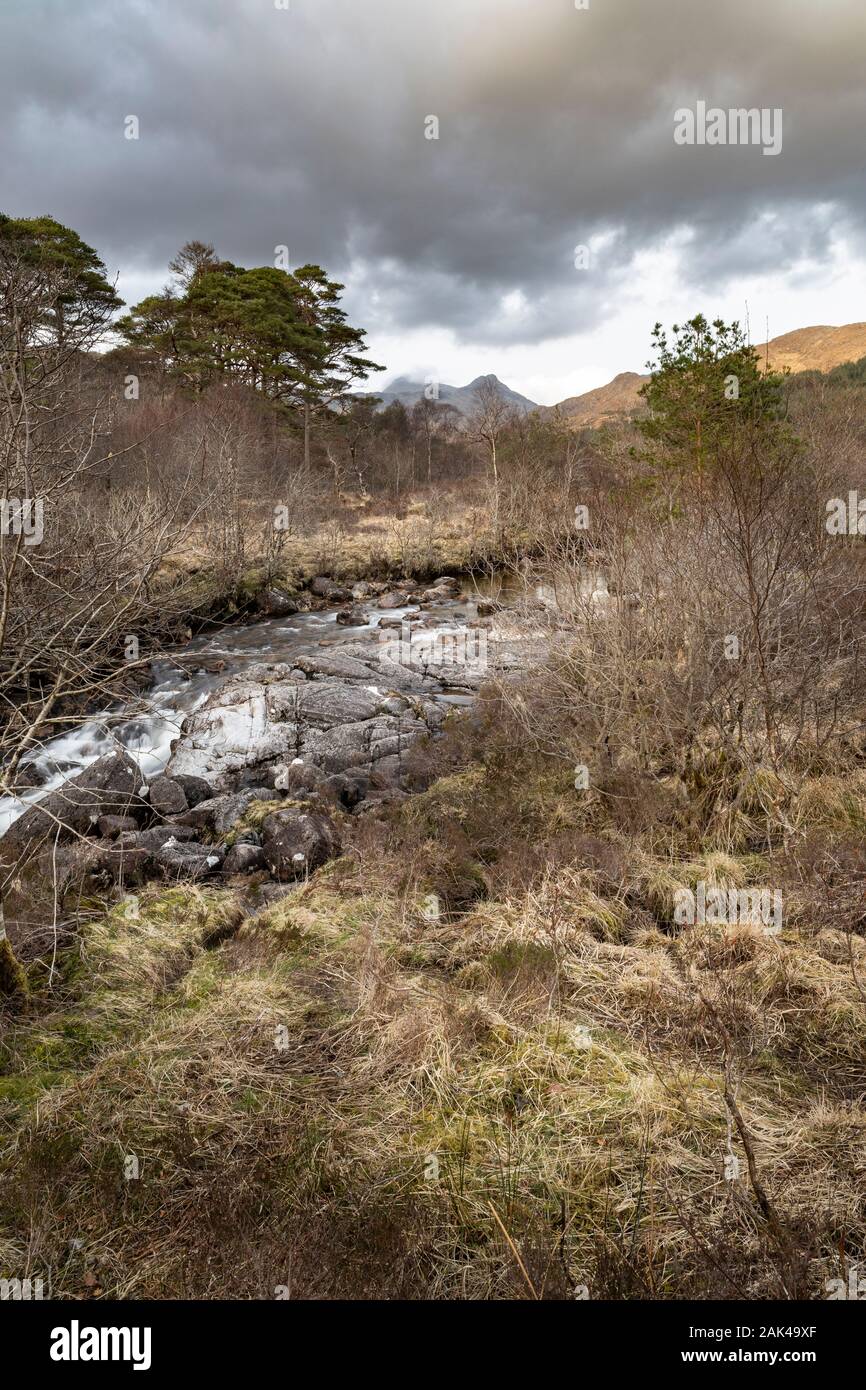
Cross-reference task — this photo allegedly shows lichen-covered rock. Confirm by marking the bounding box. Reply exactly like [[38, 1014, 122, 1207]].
[[260, 809, 341, 880], [117, 825, 199, 852], [223, 842, 267, 874], [174, 788, 275, 833], [154, 839, 225, 882]]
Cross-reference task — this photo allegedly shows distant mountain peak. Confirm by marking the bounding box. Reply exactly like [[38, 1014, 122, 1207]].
[[368, 373, 537, 415]]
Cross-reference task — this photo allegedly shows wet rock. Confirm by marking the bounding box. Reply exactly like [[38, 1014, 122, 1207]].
[[223, 842, 267, 874], [310, 576, 352, 601], [10, 761, 47, 790], [260, 809, 341, 880], [377, 591, 410, 610], [0, 751, 142, 864], [167, 682, 300, 788], [256, 588, 299, 617], [335, 606, 367, 626], [149, 776, 189, 817]]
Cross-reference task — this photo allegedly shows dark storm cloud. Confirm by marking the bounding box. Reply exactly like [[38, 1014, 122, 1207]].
[[2, 0, 865, 346]]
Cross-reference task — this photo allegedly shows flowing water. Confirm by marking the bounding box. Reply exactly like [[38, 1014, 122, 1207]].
[[0, 590, 492, 836]]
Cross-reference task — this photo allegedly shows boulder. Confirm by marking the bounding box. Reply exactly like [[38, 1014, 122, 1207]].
[[155, 839, 225, 882], [335, 606, 367, 626], [377, 591, 410, 610], [148, 776, 189, 817], [106, 825, 201, 881], [117, 825, 199, 852], [174, 788, 275, 834], [273, 760, 328, 795], [97, 814, 139, 838], [260, 809, 341, 880], [310, 577, 352, 602], [223, 842, 267, 874], [0, 751, 142, 865], [256, 588, 299, 617], [325, 772, 371, 809], [172, 773, 217, 807]]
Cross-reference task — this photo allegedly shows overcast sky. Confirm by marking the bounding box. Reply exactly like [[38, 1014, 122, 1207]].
[[3, 0, 866, 403]]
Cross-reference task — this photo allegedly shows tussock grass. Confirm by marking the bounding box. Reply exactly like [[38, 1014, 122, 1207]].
[[2, 709, 866, 1299]]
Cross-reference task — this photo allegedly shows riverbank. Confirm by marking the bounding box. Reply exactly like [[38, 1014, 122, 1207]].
[[2, 694, 865, 1298], [2, 557, 865, 1301]]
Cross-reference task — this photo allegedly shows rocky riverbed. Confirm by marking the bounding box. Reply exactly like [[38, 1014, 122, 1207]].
[[0, 572, 546, 959]]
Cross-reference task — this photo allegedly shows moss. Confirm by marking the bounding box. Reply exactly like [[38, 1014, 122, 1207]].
[[26, 1016, 118, 1069], [0, 1070, 67, 1119], [0, 935, 28, 1000]]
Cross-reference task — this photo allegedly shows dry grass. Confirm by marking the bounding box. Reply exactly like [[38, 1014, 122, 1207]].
[[2, 731, 865, 1300]]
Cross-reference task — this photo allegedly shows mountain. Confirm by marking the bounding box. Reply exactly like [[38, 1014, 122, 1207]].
[[549, 322, 866, 430], [369, 373, 537, 415], [546, 371, 650, 429], [753, 322, 866, 374]]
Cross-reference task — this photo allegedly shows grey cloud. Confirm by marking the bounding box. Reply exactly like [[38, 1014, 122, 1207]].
[[2, 0, 865, 350]]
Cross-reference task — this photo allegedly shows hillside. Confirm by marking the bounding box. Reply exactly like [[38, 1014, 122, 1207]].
[[755, 322, 866, 374], [549, 322, 866, 429], [546, 371, 650, 429]]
